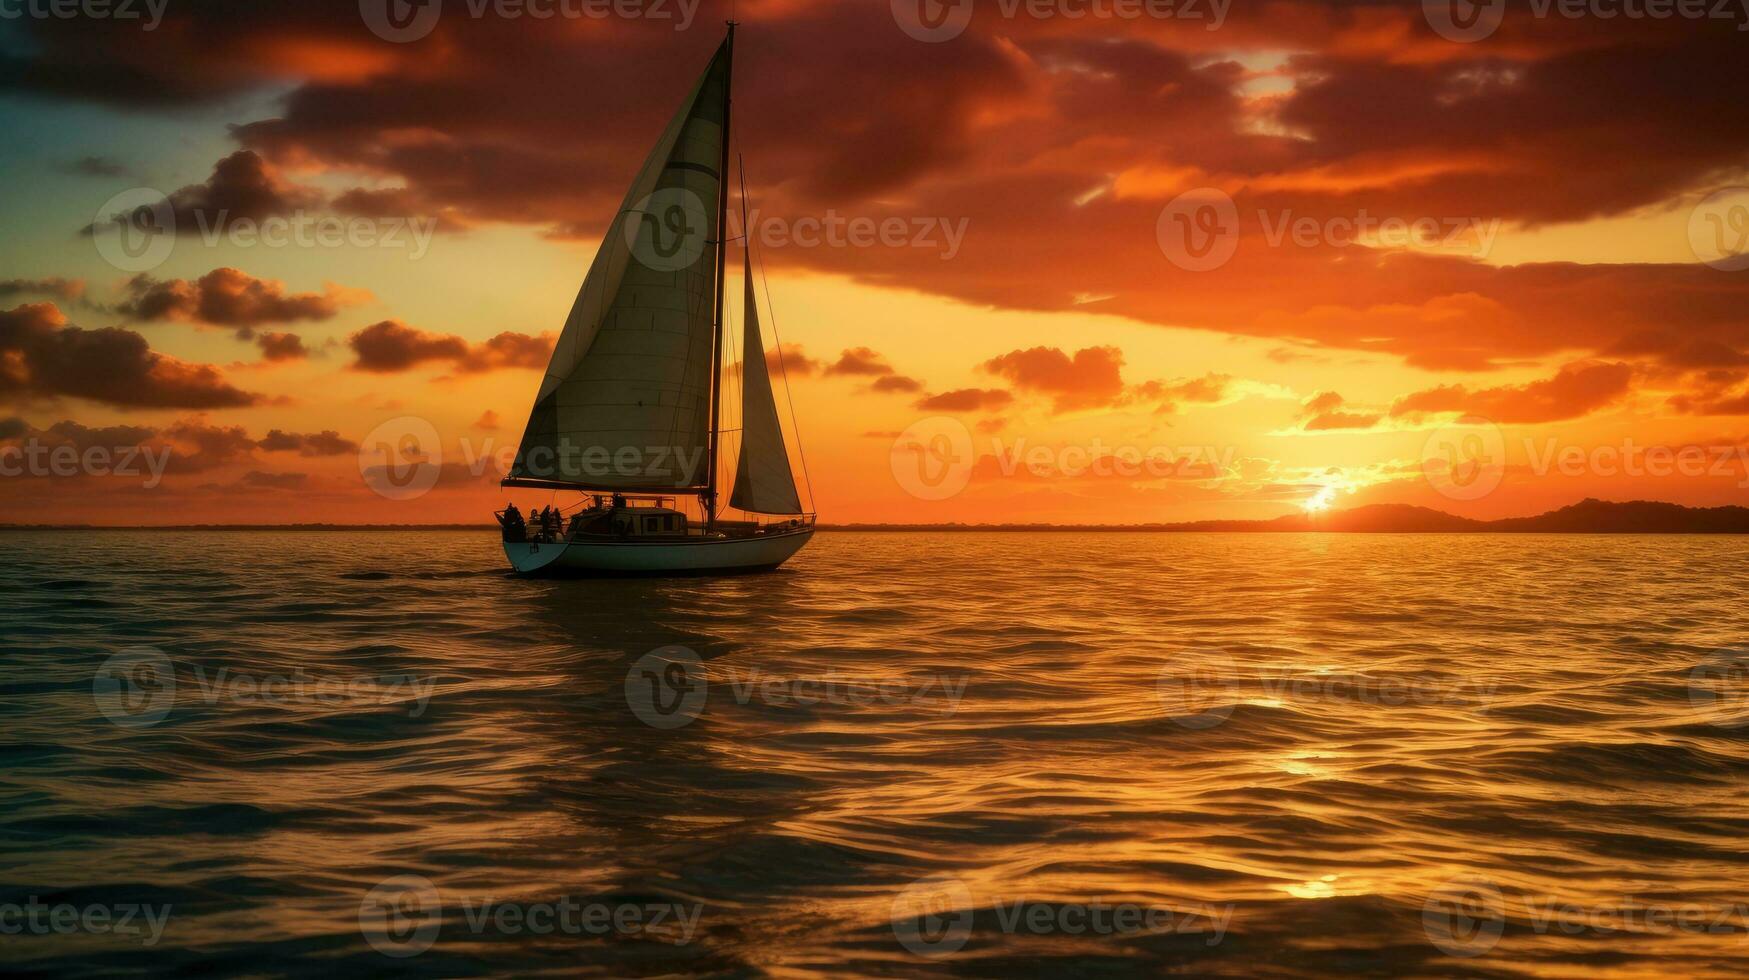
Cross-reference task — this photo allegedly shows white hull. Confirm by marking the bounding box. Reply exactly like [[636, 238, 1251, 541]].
[[504, 526, 813, 576]]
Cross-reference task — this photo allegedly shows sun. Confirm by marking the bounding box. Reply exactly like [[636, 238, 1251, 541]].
[[1304, 486, 1337, 513]]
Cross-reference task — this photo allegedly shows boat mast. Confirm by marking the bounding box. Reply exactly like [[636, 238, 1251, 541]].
[[704, 21, 735, 531]]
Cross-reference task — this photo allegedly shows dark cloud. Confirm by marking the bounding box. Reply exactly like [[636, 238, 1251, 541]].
[[0, 278, 86, 303], [825, 347, 901, 378], [255, 332, 308, 362], [916, 388, 1013, 412], [766, 343, 819, 377], [11, 3, 1749, 376], [869, 375, 924, 394], [85, 151, 322, 238], [118, 268, 357, 328], [1390, 362, 1634, 424], [258, 429, 357, 456], [61, 155, 127, 178], [0, 303, 261, 409], [347, 320, 552, 374], [238, 470, 309, 490]]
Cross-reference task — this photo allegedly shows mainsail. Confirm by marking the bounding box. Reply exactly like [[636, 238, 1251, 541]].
[[508, 39, 730, 489], [730, 250, 804, 515]]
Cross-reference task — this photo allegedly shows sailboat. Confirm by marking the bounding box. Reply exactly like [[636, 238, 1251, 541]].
[[494, 24, 815, 575]]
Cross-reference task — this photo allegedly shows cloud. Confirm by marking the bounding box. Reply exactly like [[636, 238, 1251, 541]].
[[164, 150, 322, 232], [1133, 373, 1235, 414], [825, 347, 900, 377], [347, 320, 553, 374], [258, 429, 357, 456], [983, 346, 1126, 412], [806, 346, 920, 392], [1390, 362, 1634, 424], [1298, 391, 1382, 431], [0, 303, 261, 409], [14, 3, 1749, 381], [766, 343, 819, 377], [238, 470, 309, 490], [0, 278, 86, 303], [473, 410, 501, 431], [61, 154, 127, 178], [255, 332, 308, 362], [916, 388, 1013, 412], [118, 268, 362, 330], [870, 374, 924, 394]]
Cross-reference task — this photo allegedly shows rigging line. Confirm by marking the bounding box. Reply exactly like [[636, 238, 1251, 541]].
[[734, 144, 817, 514]]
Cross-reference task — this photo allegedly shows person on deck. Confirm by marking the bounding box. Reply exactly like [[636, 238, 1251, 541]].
[[500, 503, 525, 542]]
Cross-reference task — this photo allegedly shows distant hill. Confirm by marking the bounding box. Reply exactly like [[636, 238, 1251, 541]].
[[1484, 498, 1749, 533], [821, 499, 1749, 533]]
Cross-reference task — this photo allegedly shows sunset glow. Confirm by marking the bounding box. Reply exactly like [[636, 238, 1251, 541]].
[[1, 2, 1746, 526]]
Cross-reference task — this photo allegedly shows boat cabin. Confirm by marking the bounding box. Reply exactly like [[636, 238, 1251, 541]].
[[607, 505, 689, 538]]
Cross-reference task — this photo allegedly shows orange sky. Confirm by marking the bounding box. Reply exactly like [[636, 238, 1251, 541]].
[[2, 0, 1747, 524]]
